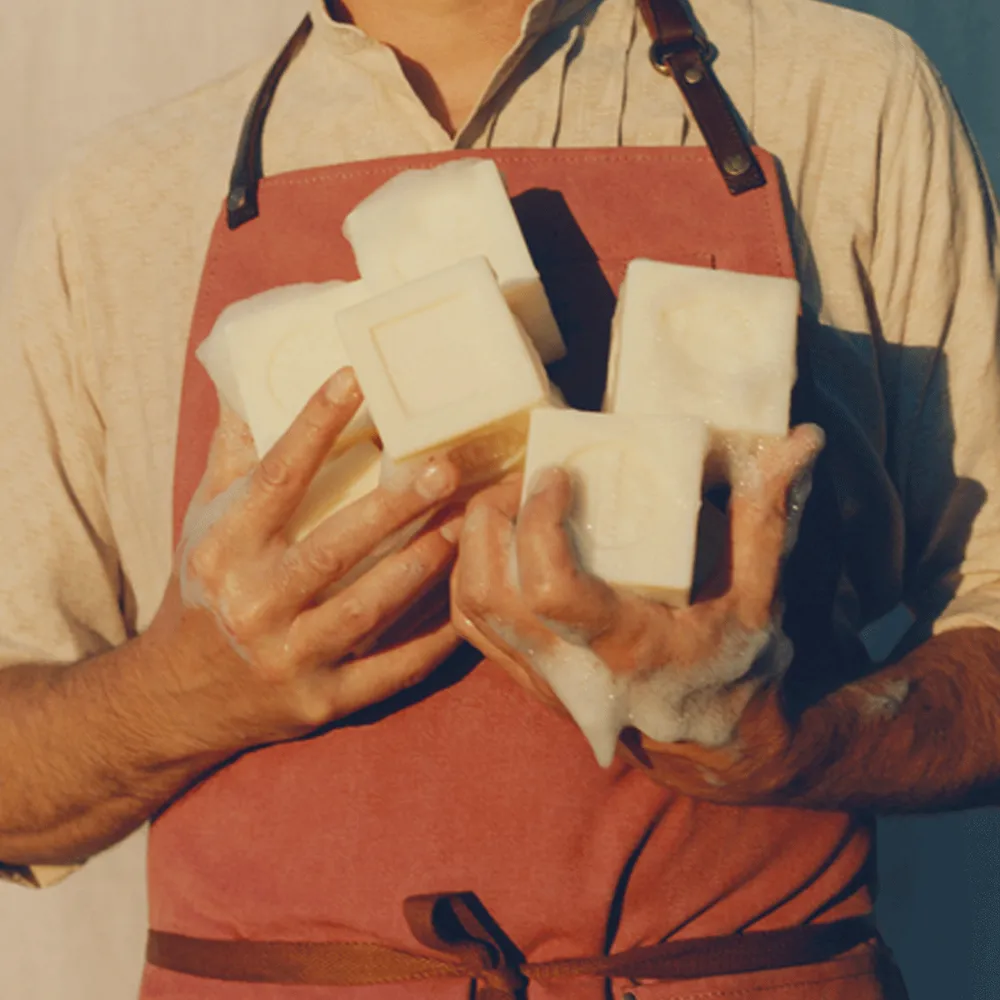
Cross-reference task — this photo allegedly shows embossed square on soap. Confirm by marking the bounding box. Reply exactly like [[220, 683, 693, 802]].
[[338, 256, 550, 460], [343, 158, 565, 364]]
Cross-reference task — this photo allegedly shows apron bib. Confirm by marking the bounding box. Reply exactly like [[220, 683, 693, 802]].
[[146, 4, 903, 998]]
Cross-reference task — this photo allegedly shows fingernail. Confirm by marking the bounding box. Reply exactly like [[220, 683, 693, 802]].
[[416, 461, 455, 500], [439, 512, 465, 544], [529, 466, 563, 497], [324, 367, 358, 403]]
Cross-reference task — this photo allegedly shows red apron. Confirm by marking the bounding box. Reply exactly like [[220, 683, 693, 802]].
[[145, 7, 904, 999]]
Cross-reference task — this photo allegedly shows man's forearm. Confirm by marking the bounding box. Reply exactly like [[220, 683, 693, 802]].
[[784, 626, 1000, 812], [629, 626, 1000, 814], [0, 633, 236, 867]]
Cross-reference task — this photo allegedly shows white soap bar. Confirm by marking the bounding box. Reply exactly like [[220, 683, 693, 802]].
[[197, 321, 248, 422], [379, 384, 568, 492], [338, 256, 551, 463], [521, 410, 708, 606], [605, 260, 799, 441], [379, 418, 530, 494], [200, 281, 377, 459], [343, 159, 566, 364], [287, 440, 382, 542]]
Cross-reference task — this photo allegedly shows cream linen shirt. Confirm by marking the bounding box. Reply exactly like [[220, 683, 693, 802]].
[[2, 0, 999, 887]]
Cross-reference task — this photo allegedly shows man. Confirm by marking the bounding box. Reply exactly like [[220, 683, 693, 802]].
[[1, 0, 998, 997]]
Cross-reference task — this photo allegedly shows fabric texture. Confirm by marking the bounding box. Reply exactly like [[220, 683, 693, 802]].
[[145, 145, 877, 1000], [0, 4, 996, 988]]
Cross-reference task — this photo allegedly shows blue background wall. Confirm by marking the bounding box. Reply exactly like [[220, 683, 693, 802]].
[[832, 1, 999, 995]]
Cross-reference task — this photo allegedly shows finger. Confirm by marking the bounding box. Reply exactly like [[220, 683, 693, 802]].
[[372, 577, 452, 652], [283, 456, 460, 599], [291, 515, 461, 663], [726, 425, 824, 628], [516, 467, 617, 636], [764, 423, 825, 488], [350, 546, 457, 657], [316, 619, 463, 719], [240, 368, 365, 538], [735, 424, 825, 500], [452, 499, 518, 620], [465, 473, 522, 521]]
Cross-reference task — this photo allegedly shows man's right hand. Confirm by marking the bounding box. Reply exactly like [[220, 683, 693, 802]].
[[147, 367, 464, 750]]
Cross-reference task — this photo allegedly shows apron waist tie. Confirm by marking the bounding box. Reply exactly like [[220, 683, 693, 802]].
[[147, 892, 877, 999]]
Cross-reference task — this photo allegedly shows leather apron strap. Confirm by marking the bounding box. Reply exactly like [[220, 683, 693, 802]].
[[226, 0, 764, 229], [638, 0, 765, 194], [148, 893, 876, 998]]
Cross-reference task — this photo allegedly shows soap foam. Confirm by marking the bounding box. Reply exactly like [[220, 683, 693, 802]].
[[626, 624, 788, 747], [493, 516, 792, 766], [489, 618, 629, 768], [177, 475, 259, 662], [487, 599, 791, 767]]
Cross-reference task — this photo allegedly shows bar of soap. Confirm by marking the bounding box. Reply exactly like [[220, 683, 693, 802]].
[[605, 260, 799, 443], [521, 409, 708, 606], [338, 256, 551, 464], [200, 281, 377, 459], [199, 284, 345, 427], [343, 159, 566, 364], [379, 384, 567, 492], [287, 440, 382, 542]]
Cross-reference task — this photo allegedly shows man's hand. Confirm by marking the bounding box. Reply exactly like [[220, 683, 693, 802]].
[[148, 368, 465, 750], [0, 368, 469, 868], [451, 424, 824, 783]]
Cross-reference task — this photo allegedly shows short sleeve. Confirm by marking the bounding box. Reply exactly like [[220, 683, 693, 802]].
[[868, 39, 1000, 637], [0, 182, 130, 885]]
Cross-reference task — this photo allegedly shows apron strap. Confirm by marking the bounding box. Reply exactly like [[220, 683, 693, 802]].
[[638, 0, 765, 195], [226, 2, 764, 230], [147, 891, 877, 997], [227, 13, 314, 229]]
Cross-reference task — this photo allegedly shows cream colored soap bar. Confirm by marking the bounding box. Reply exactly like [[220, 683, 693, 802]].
[[199, 281, 376, 459], [287, 440, 382, 542], [605, 260, 799, 441], [338, 256, 551, 463], [521, 409, 708, 606], [379, 384, 568, 490], [343, 159, 566, 363]]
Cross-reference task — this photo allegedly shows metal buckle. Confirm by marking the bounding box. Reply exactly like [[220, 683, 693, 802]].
[[648, 34, 710, 75]]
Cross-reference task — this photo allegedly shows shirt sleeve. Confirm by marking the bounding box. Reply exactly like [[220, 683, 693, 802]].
[[869, 38, 1000, 638], [0, 179, 130, 886]]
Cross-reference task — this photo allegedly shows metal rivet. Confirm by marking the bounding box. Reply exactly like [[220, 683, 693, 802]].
[[722, 153, 750, 177], [683, 66, 704, 85], [649, 41, 673, 75]]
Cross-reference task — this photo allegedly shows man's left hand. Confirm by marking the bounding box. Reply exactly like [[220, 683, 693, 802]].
[[451, 424, 824, 802]]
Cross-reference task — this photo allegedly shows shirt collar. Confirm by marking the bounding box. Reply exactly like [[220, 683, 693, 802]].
[[307, 0, 597, 51]]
